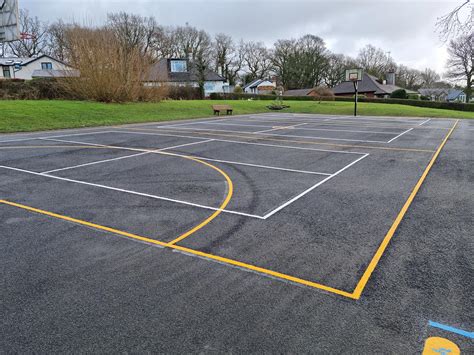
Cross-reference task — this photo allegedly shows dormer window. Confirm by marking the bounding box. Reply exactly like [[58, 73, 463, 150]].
[[170, 60, 187, 73], [41, 62, 53, 70]]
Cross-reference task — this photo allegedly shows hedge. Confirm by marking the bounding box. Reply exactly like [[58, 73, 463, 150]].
[[0, 78, 74, 100], [209, 92, 474, 112]]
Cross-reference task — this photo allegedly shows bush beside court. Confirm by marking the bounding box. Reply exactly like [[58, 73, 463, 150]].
[[0, 99, 472, 133]]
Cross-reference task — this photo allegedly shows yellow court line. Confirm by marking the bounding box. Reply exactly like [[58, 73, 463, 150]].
[[1, 143, 234, 248], [0, 199, 355, 299], [123, 127, 437, 153], [352, 119, 459, 299], [0, 199, 169, 247], [0, 121, 457, 299], [165, 158, 233, 245]]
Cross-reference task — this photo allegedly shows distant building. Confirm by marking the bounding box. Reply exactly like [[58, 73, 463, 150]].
[[447, 89, 467, 103], [332, 72, 418, 98], [418, 88, 467, 103], [144, 58, 227, 97], [0, 54, 77, 80], [243, 78, 276, 94], [283, 88, 320, 97]]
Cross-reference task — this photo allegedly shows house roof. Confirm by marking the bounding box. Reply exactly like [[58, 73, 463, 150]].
[[0, 54, 70, 67], [32, 69, 80, 78], [283, 88, 316, 96], [447, 89, 465, 100], [243, 79, 275, 90], [145, 59, 225, 82], [332, 73, 417, 95], [243, 79, 263, 89]]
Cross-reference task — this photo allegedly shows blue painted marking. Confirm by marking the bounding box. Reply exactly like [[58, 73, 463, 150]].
[[429, 320, 474, 339]]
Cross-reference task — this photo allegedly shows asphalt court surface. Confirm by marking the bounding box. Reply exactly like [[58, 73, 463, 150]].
[[1, 113, 472, 352]]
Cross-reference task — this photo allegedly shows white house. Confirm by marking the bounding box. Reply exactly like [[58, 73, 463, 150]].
[[243, 79, 276, 94], [0, 54, 76, 80], [144, 58, 227, 97]]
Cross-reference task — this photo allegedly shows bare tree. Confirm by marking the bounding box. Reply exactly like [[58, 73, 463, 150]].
[[356, 44, 396, 79], [446, 32, 473, 101], [107, 12, 158, 58], [420, 68, 441, 87], [436, 0, 473, 41], [47, 20, 75, 62], [396, 65, 423, 90], [151, 26, 178, 59], [8, 9, 49, 57], [323, 54, 357, 88], [241, 41, 273, 83], [273, 34, 329, 89], [213, 33, 243, 85]]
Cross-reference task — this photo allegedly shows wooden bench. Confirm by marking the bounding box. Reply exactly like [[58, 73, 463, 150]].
[[212, 105, 233, 116]]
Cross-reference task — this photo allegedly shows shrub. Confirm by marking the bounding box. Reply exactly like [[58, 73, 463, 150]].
[[312, 87, 334, 98], [58, 26, 163, 102], [233, 85, 243, 94], [390, 89, 408, 99], [407, 93, 420, 100], [167, 85, 201, 100]]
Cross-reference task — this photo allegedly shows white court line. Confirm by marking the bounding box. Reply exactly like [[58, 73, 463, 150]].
[[261, 153, 370, 219], [41, 139, 215, 174], [330, 116, 426, 124], [151, 126, 391, 143], [254, 123, 308, 134], [0, 130, 117, 144], [222, 117, 439, 130], [386, 128, 414, 143], [0, 164, 265, 219], [179, 155, 331, 176], [418, 118, 431, 126], [204, 121, 404, 135], [109, 130, 366, 155], [41, 137, 333, 176]]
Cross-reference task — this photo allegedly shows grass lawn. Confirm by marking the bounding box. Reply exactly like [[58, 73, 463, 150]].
[[0, 99, 472, 133]]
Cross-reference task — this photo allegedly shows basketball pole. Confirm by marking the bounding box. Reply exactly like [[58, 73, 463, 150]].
[[353, 80, 358, 117]]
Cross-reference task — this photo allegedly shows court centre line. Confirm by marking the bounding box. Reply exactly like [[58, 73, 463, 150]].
[[106, 130, 368, 155], [351, 120, 459, 299], [121, 127, 437, 153], [203, 121, 407, 135], [0, 164, 263, 220], [254, 122, 309, 134], [41, 139, 215, 174], [41, 136, 336, 176], [173, 155, 332, 176], [223, 117, 449, 130], [386, 128, 414, 143], [0, 199, 355, 298], [261, 153, 369, 219], [150, 126, 391, 144]]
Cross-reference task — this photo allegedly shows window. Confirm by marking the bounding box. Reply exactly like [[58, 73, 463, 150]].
[[170, 60, 187, 73], [2, 66, 11, 78], [41, 62, 53, 70]]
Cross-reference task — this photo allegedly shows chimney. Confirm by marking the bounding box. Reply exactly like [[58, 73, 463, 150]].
[[386, 71, 395, 86]]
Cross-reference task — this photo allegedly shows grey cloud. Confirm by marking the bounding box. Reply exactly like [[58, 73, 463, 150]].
[[22, 0, 455, 73]]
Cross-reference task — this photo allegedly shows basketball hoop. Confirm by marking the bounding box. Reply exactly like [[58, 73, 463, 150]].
[[344, 68, 364, 117]]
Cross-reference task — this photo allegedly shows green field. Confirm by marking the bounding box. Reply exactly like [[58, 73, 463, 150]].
[[0, 99, 472, 133]]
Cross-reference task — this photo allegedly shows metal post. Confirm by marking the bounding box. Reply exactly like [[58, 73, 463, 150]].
[[353, 81, 358, 117]]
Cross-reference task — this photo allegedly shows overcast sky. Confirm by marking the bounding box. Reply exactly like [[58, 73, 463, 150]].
[[22, 0, 462, 75]]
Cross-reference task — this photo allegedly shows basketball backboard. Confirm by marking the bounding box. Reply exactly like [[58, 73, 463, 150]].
[[0, 0, 20, 42], [345, 68, 363, 82]]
